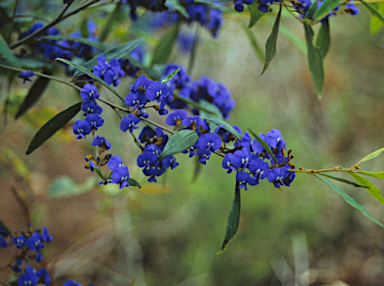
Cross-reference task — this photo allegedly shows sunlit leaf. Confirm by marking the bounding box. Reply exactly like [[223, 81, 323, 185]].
[[362, 0, 384, 29], [161, 68, 180, 84], [370, 2, 384, 34], [349, 172, 384, 205], [158, 129, 199, 160], [356, 147, 384, 165], [357, 171, 384, 181]]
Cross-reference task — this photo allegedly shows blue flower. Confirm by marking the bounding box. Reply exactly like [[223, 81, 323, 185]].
[[182, 115, 204, 130], [266, 129, 286, 150], [236, 171, 251, 190], [17, 265, 38, 286], [267, 167, 289, 188], [108, 155, 124, 170], [41, 226, 53, 243], [73, 120, 92, 139], [143, 165, 165, 182], [85, 114, 104, 130], [81, 101, 103, 116], [230, 148, 251, 169], [36, 268, 51, 285], [12, 235, 26, 248], [120, 114, 141, 133], [12, 259, 22, 273], [80, 84, 99, 102], [92, 136, 111, 151], [222, 153, 236, 174], [178, 33, 195, 53], [27, 233, 44, 251], [137, 151, 159, 169], [146, 81, 172, 109], [63, 280, 83, 286], [18, 70, 34, 84], [0, 235, 8, 248], [165, 110, 188, 126], [197, 133, 222, 152], [93, 54, 110, 78], [110, 166, 130, 188]]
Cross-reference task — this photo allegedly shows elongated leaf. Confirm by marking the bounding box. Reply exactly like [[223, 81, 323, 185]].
[[15, 77, 50, 119], [188, 27, 200, 73], [173, 95, 219, 117], [278, 22, 306, 55], [158, 129, 199, 159], [261, 5, 282, 75], [304, 23, 324, 98], [128, 178, 141, 188], [161, 68, 180, 84], [26, 102, 82, 155], [42, 35, 106, 50], [56, 58, 124, 102], [370, 2, 384, 34], [313, 0, 340, 22], [362, 0, 384, 27], [248, 129, 277, 163], [204, 118, 242, 140], [315, 174, 384, 227], [217, 185, 241, 254], [318, 172, 367, 188], [349, 172, 384, 205], [248, 2, 265, 28], [304, 0, 318, 19], [0, 219, 11, 235], [315, 19, 330, 58], [192, 155, 202, 183], [0, 36, 20, 67], [73, 38, 144, 77], [242, 22, 264, 63], [151, 22, 180, 66], [165, 0, 189, 18], [99, 1, 122, 42], [356, 147, 384, 165], [358, 171, 384, 181]]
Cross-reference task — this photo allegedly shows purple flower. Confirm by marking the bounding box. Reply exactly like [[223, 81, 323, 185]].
[[236, 171, 251, 190], [143, 165, 165, 182], [267, 167, 289, 188], [93, 54, 110, 78], [146, 81, 172, 109], [73, 120, 92, 139], [18, 70, 34, 83], [137, 151, 159, 169], [182, 116, 203, 129], [266, 129, 286, 150], [165, 110, 188, 126], [120, 114, 141, 133], [222, 153, 236, 174], [36, 268, 51, 285], [124, 91, 147, 108], [81, 101, 103, 115], [80, 84, 99, 102], [92, 136, 111, 151], [41, 226, 53, 243], [18, 266, 38, 286], [230, 148, 251, 169], [64, 280, 83, 286], [27, 233, 44, 251], [197, 133, 222, 152], [108, 155, 124, 171], [85, 113, 104, 130], [12, 235, 26, 248], [110, 166, 130, 188]]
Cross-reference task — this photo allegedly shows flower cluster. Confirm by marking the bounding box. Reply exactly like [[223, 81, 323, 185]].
[[93, 54, 126, 87]]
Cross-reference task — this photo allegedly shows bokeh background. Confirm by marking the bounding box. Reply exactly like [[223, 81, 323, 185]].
[[1, 1, 384, 285]]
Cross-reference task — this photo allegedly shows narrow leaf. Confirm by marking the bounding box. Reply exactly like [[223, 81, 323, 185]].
[[192, 155, 202, 183], [278, 22, 307, 55], [73, 38, 144, 77], [99, 1, 122, 42], [248, 129, 277, 163], [187, 27, 200, 73], [242, 22, 264, 63], [304, 0, 318, 19], [370, 2, 384, 34], [362, 0, 384, 26], [356, 147, 384, 165], [315, 19, 330, 58], [165, 0, 190, 18], [26, 102, 82, 155], [349, 172, 384, 205], [313, 0, 340, 22], [357, 171, 384, 181], [0, 219, 11, 235], [315, 174, 384, 227], [56, 58, 124, 102], [42, 35, 106, 50], [304, 23, 324, 98], [158, 129, 199, 159], [151, 22, 180, 66], [248, 2, 265, 28], [0, 36, 20, 67], [217, 184, 241, 254], [318, 172, 367, 188], [261, 5, 282, 75], [127, 178, 141, 188], [161, 68, 180, 84], [204, 118, 242, 141], [15, 77, 50, 119]]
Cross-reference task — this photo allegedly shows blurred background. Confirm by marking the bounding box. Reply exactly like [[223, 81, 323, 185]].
[[1, 1, 384, 285]]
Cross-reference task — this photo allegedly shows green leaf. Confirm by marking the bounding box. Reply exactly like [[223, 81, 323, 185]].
[[261, 5, 282, 75], [56, 58, 124, 102], [187, 27, 200, 73], [15, 76, 50, 119], [356, 147, 384, 165], [128, 178, 141, 188], [204, 118, 242, 141], [357, 171, 384, 181], [370, 2, 384, 34], [172, 95, 220, 117], [304, 0, 318, 19], [161, 68, 180, 84], [99, 1, 122, 42], [73, 38, 144, 77], [278, 22, 307, 55], [151, 22, 180, 66], [0, 36, 20, 67], [80, 19, 89, 38], [192, 155, 202, 183], [194, 0, 228, 11], [349, 172, 384, 205], [217, 185, 241, 254], [312, 0, 340, 22], [42, 35, 106, 50], [318, 172, 368, 188], [304, 23, 324, 98], [48, 176, 81, 199], [26, 102, 82, 155], [197, 99, 223, 119], [248, 2, 265, 28], [248, 129, 277, 163], [0, 219, 11, 235], [362, 0, 384, 29], [242, 22, 264, 63], [158, 129, 199, 160], [315, 174, 384, 227], [315, 19, 330, 58], [165, 0, 189, 18]]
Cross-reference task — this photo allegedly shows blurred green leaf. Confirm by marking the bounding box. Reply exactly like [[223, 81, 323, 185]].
[[80, 19, 89, 38], [261, 5, 282, 75], [158, 129, 199, 159], [192, 155, 202, 183], [304, 23, 324, 98], [0, 219, 11, 235], [312, 0, 340, 22], [1, 147, 30, 178], [248, 2, 265, 28], [151, 22, 180, 66], [194, 0, 228, 11], [204, 118, 242, 141], [172, 95, 219, 116], [17, 57, 55, 69], [15, 76, 50, 119], [315, 19, 330, 58], [161, 68, 180, 84], [349, 173, 384, 204], [42, 35, 106, 50], [217, 185, 241, 254], [188, 27, 200, 73], [317, 173, 367, 188], [99, 1, 122, 42], [304, 0, 318, 19], [370, 2, 384, 34], [128, 178, 141, 188], [26, 102, 82, 155], [248, 129, 277, 163], [197, 99, 223, 119], [0, 36, 20, 67], [362, 0, 384, 29], [278, 22, 307, 55], [73, 38, 144, 77], [242, 22, 264, 63], [356, 147, 384, 165], [357, 171, 384, 181], [56, 58, 124, 102], [48, 176, 81, 199], [315, 174, 384, 227], [165, 0, 189, 18]]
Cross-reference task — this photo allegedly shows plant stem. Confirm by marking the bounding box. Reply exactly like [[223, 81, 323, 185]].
[[289, 165, 360, 174]]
